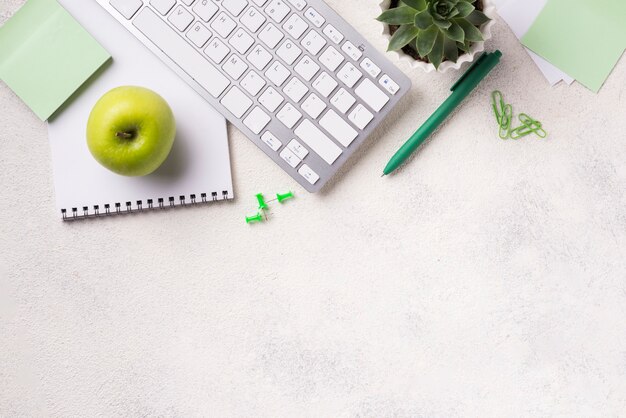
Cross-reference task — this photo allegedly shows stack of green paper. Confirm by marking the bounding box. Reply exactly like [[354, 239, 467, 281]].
[[0, 0, 110, 120], [521, 0, 626, 93]]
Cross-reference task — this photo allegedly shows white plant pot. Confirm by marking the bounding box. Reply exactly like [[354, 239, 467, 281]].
[[378, 0, 497, 73]]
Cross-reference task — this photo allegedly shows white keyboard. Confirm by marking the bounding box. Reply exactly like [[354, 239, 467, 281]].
[[97, 0, 411, 192]]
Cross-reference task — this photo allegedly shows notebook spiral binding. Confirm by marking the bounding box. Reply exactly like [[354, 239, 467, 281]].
[[61, 190, 231, 221]]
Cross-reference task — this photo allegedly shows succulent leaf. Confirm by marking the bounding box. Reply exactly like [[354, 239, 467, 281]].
[[377, 6, 419, 25], [455, 1, 475, 17], [433, 18, 452, 29], [443, 37, 459, 62], [388, 24, 421, 51], [466, 10, 490, 26], [414, 9, 434, 29], [417, 25, 439, 56], [455, 17, 483, 41], [447, 8, 460, 19], [401, 0, 427, 11], [443, 22, 464, 42], [428, 31, 445, 69]]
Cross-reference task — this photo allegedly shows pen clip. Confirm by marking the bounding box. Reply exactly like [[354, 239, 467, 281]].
[[451, 53, 488, 92], [451, 50, 502, 92]]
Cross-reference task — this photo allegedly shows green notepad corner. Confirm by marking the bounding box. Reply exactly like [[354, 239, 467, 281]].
[[521, 0, 626, 93], [0, 0, 111, 120]]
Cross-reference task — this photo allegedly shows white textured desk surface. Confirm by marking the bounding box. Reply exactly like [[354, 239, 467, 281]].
[[1, 0, 625, 416]]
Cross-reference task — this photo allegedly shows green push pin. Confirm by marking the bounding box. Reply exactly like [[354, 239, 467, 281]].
[[245, 212, 264, 224], [276, 191, 294, 203], [256, 193, 268, 210]]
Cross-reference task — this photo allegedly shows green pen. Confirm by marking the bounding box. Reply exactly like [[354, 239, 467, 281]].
[[383, 50, 502, 176]]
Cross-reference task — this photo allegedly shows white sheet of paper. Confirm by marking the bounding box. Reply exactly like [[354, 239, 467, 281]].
[[496, 0, 575, 86], [47, 0, 233, 217]]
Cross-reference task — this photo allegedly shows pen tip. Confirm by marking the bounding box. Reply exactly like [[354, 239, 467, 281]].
[[381, 173, 386, 177]]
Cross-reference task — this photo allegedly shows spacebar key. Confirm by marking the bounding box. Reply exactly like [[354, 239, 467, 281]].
[[295, 120, 342, 165], [132, 8, 229, 98]]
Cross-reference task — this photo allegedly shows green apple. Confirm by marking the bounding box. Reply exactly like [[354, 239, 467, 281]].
[[86, 86, 176, 176]]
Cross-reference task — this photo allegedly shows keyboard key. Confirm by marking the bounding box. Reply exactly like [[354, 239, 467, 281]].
[[287, 139, 309, 159], [276, 39, 302, 65], [248, 44, 272, 70], [181, 0, 195, 5], [277, 103, 302, 128], [301, 93, 326, 118], [186, 22, 212, 48], [279, 147, 301, 168], [261, 131, 282, 151], [243, 106, 271, 133], [252, 0, 268, 5], [283, 77, 308, 102], [298, 164, 319, 184], [110, 0, 142, 19], [259, 86, 284, 111], [241, 7, 266, 32], [312, 72, 337, 97], [223, 0, 248, 16], [348, 104, 374, 129], [223, 54, 248, 79], [294, 55, 319, 81], [319, 110, 358, 147], [205, 38, 230, 63], [193, 0, 218, 21], [229, 28, 255, 53], [168, 6, 194, 31], [133, 8, 230, 98], [150, 0, 175, 15], [330, 88, 355, 113], [323, 24, 344, 44], [341, 41, 362, 61], [265, 61, 290, 86], [304, 7, 324, 27], [360, 57, 381, 78], [337, 62, 362, 88], [211, 12, 237, 37], [265, 0, 290, 23], [295, 120, 342, 164], [220, 86, 252, 117], [319, 46, 343, 71], [283, 14, 308, 39], [355, 78, 389, 112], [379, 74, 400, 95], [286, 0, 307, 11], [301, 30, 326, 55], [241, 70, 266, 95], [258, 23, 284, 48]]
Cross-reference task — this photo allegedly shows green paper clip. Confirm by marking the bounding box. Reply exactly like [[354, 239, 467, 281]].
[[491, 90, 506, 125], [492, 91, 513, 139], [246, 212, 264, 224], [276, 191, 294, 203], [499, 104, 513, 139], [256, 193, 268, 210], [518, 113, 547, 139], [510, 114, 546, 139]]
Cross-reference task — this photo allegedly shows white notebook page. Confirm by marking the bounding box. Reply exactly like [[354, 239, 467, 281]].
[[48, 0, 233, 218]]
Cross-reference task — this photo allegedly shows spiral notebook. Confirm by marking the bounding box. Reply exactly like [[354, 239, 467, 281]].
[[47, 0, 233, 221]]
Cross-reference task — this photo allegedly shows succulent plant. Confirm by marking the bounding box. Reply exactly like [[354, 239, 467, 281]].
[[377, 0, 491, 69]]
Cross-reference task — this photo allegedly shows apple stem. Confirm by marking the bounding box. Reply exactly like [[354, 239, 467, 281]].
[[116, 131, 135, 139]]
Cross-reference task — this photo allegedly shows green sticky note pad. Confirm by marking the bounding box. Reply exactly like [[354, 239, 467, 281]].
[[522, 0, 626, 93], [0, 0, 110, 120]]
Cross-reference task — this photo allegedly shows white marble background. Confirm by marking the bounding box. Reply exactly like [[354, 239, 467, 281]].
[[1, 0, 625, 416]]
